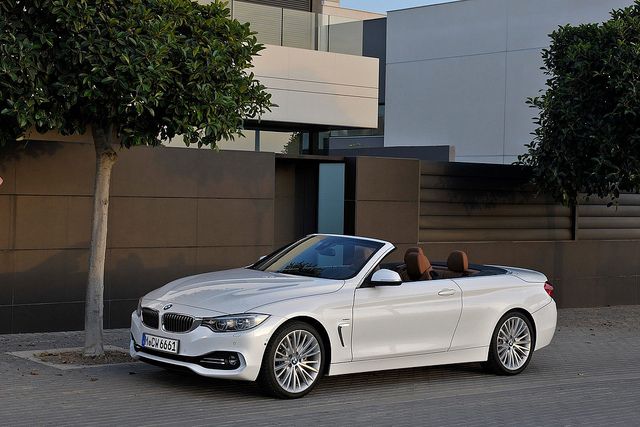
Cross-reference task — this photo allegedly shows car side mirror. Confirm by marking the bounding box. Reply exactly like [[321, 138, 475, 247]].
[[369, 269, 403, 287]]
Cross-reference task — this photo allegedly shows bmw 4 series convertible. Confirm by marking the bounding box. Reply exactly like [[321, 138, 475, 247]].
[[130, 234, 557, 398]]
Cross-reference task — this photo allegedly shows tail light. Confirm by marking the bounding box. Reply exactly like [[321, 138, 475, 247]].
[[544, 281, 554, 298]]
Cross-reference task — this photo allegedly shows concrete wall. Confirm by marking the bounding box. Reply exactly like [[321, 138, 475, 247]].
[[384, 0, 634, 164], [252, 44, 379, 129], [1, 144, 638, 333], [0, 142, 277, 333], [345, 156, 420, 257]]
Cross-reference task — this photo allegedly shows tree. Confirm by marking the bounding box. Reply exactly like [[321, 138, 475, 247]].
[[519, 0, 640, 205], [0, 0, 271, 355]]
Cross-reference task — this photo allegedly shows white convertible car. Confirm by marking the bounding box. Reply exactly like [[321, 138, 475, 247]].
[[130, 234, 557, 398]]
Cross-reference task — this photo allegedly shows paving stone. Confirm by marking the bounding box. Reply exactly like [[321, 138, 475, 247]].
[[1, 306, 639, 426]]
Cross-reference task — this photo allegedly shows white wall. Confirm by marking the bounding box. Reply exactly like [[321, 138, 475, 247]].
[[254, 44, 379, 128], [384, 0, 634, 164]]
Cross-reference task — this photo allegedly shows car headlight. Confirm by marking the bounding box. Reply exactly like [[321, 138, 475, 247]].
[[136, 298, 142, 317], [201, 314, 269, 332]]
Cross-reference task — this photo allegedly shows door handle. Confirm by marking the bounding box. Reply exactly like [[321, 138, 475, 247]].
[[438, 289, 456, 297]]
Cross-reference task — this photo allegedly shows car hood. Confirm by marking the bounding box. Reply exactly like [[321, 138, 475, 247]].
[[144, 268, 344, 314]]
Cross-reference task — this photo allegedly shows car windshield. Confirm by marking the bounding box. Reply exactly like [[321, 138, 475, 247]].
[[251, 235, 384, 280]]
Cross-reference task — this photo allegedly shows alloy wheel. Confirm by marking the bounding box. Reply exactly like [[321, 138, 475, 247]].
[[496, 316, 532, 371], [273, 330, 322, 394]]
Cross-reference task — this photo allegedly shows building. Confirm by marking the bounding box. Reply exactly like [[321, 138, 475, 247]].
[[26, 0, 382, 155], [199, 0, 382, 154], [379, 0, 634, 164]]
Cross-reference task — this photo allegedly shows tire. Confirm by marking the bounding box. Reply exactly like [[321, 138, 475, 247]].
[[484, 311, 535, 375], [259, 321, 325, 399]]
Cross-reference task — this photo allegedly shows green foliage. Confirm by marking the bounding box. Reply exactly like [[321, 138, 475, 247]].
[[0, 0, 271, 148], [519, 0, 640, 205]]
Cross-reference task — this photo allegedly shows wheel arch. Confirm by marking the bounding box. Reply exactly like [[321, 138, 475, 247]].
[[500, 307, 537, 346], [270, 316, 332, 376]]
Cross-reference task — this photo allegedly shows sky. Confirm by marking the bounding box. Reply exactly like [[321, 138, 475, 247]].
[[340, 0, 457, 14]]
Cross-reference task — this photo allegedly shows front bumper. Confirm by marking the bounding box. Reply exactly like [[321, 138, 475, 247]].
[[130, 311, 282, 382]]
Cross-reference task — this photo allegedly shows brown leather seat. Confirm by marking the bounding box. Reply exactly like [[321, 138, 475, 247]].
[[447, 250, 470, 277], [404, 247, 433, 281]]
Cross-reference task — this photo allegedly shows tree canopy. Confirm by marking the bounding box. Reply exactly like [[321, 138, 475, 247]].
[[0, 0, 271, 148], [519, 0, 640, 205]]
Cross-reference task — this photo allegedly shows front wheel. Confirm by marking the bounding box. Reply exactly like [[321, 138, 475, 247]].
[[259, 321, 325, 399], [484, 312, 535, 375]]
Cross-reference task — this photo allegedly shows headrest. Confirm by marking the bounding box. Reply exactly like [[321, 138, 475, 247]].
[[404, 247, 424, 264], [447, 250, 469, 273], [406, 251, 432, 280]]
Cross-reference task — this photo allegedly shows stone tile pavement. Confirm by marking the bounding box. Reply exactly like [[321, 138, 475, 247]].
[[1, 306, 639, 426]]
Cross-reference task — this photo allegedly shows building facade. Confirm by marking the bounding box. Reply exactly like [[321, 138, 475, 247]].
[[196, 0, 382, 154], [383, 0, 634, 164]]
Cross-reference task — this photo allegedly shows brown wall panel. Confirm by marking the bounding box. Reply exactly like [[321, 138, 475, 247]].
[[579, 217, 640, 229], [420, 160, 529, 179], [0, 158, 15, 195], [12, 302, 85, 333], [0, 306, 11, 334], [0, 195, 13, 249], [578, 205, 640, 217], [420, 174, 535, 192], [108, 299, 138, 329], [196, 198, 274, 247], [274, 197, 297, 247], [0, 251, 13, 305], [14, 142, 95, 195], [420, 216, 572, 230], [275, 163, 296, 198], [356, 201, 418, 244], [420, 228, 573, 242], [356, 157, 420, 202], [196, 151, 275, 199], [580, 193, 640, 206], [420, 188, 555, 205], [419, 161, 571, 242], [590, 276, 639, 307], [420, 202, 570, 217], [274, 163, 297, 246], [108, 197, 198, 248], [14, 196, 92, 249], [13, 249, 89, 304], [578, 229, 640, 240], [111, 146, 201, 198], [195, 245, 271, 274], [105, 247, 198, 300]]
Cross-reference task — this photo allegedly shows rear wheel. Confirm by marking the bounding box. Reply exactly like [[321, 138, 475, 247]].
[[259, 321, 325, 399], [484, 312, 535, 375]]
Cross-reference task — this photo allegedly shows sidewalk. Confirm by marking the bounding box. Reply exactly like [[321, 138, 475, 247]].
[[1, 306, 640, 426]]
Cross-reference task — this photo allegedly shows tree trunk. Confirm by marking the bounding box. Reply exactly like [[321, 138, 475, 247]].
[[84, 125, 117, 357]]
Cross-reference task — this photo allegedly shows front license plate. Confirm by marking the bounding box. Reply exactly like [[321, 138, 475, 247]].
[[142, 333, 179, 354]]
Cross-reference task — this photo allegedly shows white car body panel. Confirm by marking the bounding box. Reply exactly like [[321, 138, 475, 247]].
[[352, 279, 463, 359], [130, 235, 557, 383], [143, 268, 345, 314]]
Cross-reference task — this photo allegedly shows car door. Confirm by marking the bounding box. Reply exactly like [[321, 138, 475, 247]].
[[351, 278, 462, 360]]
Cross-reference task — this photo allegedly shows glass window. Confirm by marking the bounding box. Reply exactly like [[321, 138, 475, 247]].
[[251, 235, 384, 280]]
